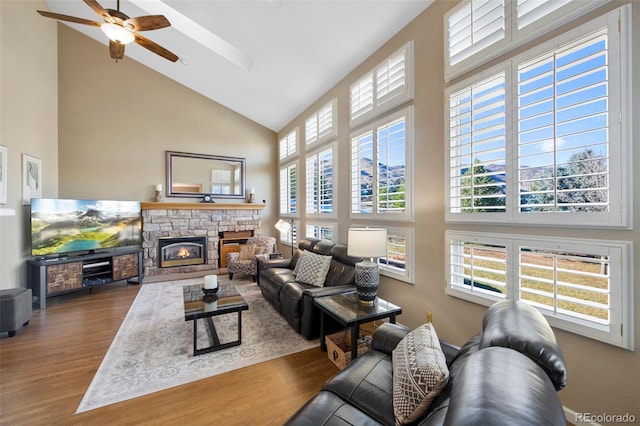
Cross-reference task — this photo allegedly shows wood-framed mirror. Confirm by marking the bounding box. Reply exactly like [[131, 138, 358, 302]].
[[166, 151, 246, 199]]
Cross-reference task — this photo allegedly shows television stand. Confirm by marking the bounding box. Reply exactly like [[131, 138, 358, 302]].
[[27, 248, 143, 309]]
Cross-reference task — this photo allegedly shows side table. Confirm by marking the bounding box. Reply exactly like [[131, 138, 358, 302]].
[[315, 292, 402, 360]]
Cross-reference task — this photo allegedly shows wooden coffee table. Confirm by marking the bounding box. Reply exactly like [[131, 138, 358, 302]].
[[315, 292, 402, 360], [183, 282, 248, 356]]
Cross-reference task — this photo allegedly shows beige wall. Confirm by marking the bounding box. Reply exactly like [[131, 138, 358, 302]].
[[0, 1, 58, 291], [56, 24, 278, 230], [279, 0, 639, 420]]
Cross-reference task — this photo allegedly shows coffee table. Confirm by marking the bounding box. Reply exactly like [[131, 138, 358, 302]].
[[315, 292, 402, 360], [183, 282, 249, 356]]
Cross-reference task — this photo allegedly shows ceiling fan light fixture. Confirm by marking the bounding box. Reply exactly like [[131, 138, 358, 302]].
[[101, 23, 134, 44]]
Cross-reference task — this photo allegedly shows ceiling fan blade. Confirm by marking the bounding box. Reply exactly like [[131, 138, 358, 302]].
[[134, 33, 178, 62], [37, 10, 102, 27], [109, 40, 125, 61], [124, 15, 171, 31], [83, 0, 110, 21]]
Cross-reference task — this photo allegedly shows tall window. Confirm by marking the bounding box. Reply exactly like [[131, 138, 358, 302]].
[[351, 107, 413, 220], [279, 162, 297, 215], [446, 231, 633, 350], [279, 129, 297, 160], [350, 42, 413, 127], [446, 7, 631, 228], [305, 99, 336, 145], [306, 144, 335, 216]]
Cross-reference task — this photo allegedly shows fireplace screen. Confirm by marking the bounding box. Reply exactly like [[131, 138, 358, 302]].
[[158, 237, 207, 268]]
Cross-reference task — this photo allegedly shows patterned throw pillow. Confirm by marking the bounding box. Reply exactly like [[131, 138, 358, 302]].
[[295, 250, 332, 287], [238, 245, 256, 260], [392, 323, 449, 425]]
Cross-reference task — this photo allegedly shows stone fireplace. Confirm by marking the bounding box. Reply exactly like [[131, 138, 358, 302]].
[[140, 202, 265, 282], [158, 236, 207, 268]]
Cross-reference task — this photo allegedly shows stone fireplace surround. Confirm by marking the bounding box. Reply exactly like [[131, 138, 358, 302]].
[[140, 202, 265, 283]]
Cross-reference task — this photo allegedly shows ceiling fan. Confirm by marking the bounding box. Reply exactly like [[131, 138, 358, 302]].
[[37, 0, 178, 62]]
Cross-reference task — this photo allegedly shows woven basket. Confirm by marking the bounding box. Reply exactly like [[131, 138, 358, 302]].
[[326, 329, 370, 370]]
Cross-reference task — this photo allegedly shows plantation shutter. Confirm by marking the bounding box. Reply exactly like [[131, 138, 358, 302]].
[[351, 131, 374, 214], [448, 72, 506, 214], [449, 238, 507, 297], [377, 117, 406, 213], [305, 116, 318, 144], [350, 73, 374, 121], [305, 156, 317, 214], [376, 48, 407, 105], [317, 103, 333, 139], [318, 148, 333, 214], [516, 0, 570, 30], [517, 29, 609, 213], [279, 164, 296, 215], [447, 0, 505, 67], [279, 131, 297, 160]]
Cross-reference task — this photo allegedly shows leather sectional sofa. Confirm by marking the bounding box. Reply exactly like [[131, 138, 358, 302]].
[[258, 238, 362, 339], [286, 300, 568, 425]]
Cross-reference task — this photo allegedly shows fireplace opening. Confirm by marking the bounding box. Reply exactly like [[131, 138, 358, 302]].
[[158, 236, 207, 268]]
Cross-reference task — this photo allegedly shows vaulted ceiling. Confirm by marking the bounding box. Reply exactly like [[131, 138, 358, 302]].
[[43, 0, 433, 131]]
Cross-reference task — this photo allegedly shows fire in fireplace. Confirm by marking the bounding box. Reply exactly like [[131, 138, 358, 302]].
[[158, 236, 207, 268]]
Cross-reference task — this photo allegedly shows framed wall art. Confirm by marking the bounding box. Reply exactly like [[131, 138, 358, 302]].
[[0, 145, 7, 204], [22, 153, 42, 205]]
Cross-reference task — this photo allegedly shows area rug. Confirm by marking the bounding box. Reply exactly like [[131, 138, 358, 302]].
[[76, 277, 319, 413]]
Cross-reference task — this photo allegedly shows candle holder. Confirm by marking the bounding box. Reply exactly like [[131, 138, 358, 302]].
[[247, 193, 255, 203], [154, 190, 163, 203]]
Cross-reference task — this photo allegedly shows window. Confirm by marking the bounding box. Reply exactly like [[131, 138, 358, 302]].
[[444, 0, 611, 81], [350, 42, 413, 127], [379, 227, 414, 284], [306, 223, 337, 242], [306, 144, 335, 216], [305, 99, 337, 145], [279, 162, 297, 215], [446, 230, 633, 350], [279, 128, 298, 160], [351, 107, 413, 220], [446, 7, 631, 228]]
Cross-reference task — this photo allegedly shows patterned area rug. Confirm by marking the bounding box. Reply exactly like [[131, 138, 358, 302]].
[[76, 277, 318, 413]]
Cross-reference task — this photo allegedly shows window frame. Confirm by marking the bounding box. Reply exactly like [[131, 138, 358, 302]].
[[379, 226, 415, 284], [305, 142, 337, 218], [305, 222, 338, 242], [279, 128, 298, 161], [351, 106, 414, 221], [350, 41, 414, 128], [444, 0, 611, 82], [445, 230, 634, 350], [279, 161, 298, 216], [445, 6, 632, 229], [305, 98, 337, 146]]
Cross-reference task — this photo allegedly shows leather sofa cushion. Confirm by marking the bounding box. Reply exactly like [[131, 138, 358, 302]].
[[261, 272, 295, 300], [480, 300, 567, 390], [443, 347, 567, 426], [284, 390, 383, 426], [323, 350, 395, 425], [281, 281, 315, 315]]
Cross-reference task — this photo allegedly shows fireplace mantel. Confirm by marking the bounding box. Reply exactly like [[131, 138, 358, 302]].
[[141, 202, 266, 210]]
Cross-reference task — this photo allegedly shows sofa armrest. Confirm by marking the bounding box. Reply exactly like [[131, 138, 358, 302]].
[[371, 323, 410, 355], [302, 285, 355, 299], [259, 258, 292, 270], [439, 340, 461, 367], [227, 252, 240, 262]]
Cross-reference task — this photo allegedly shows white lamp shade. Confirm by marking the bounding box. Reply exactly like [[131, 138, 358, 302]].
[[275, 219, 292, 234], [347, 228, 387, 258]]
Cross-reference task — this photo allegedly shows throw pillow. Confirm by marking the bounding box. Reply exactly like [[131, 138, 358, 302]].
[[295, 250, 332, 287], [238, 245, 256, 260], [392, 323, 449, 425]]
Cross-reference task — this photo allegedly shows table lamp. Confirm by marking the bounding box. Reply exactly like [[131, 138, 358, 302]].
[[347, 227, 387, 305]]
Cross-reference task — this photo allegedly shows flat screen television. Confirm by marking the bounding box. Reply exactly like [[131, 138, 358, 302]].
[[31, 198, 142, 257]]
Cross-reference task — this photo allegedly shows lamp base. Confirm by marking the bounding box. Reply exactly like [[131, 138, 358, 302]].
[[355, 261, 379, 306]]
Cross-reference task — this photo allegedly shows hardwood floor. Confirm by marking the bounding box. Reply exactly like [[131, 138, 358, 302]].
[[0, 283, 337, 425]]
